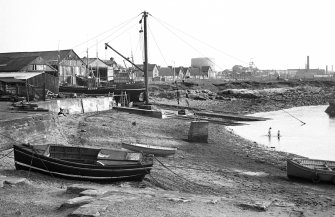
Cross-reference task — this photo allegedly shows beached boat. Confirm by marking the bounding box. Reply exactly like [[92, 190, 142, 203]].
[[13, 144, 153, 182], [122, 142, 177, 157], [287, 158, 335, 183]]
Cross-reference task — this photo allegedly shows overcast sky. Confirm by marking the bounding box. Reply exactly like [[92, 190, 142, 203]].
[[0, 0, 334, 70]]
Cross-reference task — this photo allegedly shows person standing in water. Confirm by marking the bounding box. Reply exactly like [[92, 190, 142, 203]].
[[277, 130, 281, 139], [268, 127, 272, 137]]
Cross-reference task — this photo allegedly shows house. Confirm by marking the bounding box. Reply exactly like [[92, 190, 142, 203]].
[[189, 67, 208, 79], [182, 67, 190, 79], [201, 66, 215, 78], [0, 55, 59, 100], [159, 67, 175, 81], [82, 57, 111, 82], [102, 57, 118, 81], [0, 49, 86, 85], [133, 64, 159, 81]]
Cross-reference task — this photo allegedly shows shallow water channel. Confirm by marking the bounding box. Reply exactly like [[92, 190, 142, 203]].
[[229, 105, 335, 161]]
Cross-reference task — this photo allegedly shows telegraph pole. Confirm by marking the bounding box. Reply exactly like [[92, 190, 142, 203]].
[[143, 11, 149, 104]]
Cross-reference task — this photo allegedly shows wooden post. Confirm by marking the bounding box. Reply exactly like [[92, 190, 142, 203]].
[[43, 73, 46, 101], [143, 11, 149, 105], [26, 80, 29, 102]]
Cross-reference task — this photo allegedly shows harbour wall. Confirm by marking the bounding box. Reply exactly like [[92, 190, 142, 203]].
[[0, 97, 114, 150], [0, 114, 67, 151], [37, 97, 114, 114]]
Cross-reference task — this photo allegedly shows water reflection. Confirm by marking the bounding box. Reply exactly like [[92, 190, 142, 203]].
[[229, 105, 335, 161]]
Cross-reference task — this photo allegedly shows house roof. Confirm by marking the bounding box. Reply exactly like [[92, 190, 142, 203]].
[[189, 67, 203, 76], [0, 49, 84, 66], [136, 64, 157, 72], [134, 64, 158, 77], [159, 67, 174, 76], [82, 57, 109, 67]]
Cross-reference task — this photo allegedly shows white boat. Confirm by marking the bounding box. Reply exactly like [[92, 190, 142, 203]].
[[287, 158, 335, 184], [122, 142, 177, 157]]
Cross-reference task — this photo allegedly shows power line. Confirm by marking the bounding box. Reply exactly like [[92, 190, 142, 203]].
[[148, 24, 169, 67], [77, 21, 139, 57], [72, 15, 139, 50], [152, 15, 249, 66], [150, 16, 223, 75]]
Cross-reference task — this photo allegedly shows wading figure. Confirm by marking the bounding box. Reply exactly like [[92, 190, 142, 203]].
[[268, 127, 272, 137], [176, 88, 180, 105], [277, 130, 281, 139]]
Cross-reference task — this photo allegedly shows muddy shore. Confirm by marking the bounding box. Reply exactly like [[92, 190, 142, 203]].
[[1, 80, 335, 216]]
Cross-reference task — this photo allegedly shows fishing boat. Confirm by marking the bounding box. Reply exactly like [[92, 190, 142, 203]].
[[13, 144, 153, 182], [287, 158, 335, 183], [122, 142, 177, 157]]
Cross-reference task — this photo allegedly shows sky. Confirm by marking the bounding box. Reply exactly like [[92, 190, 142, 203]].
[[0, 0, 334, 71]]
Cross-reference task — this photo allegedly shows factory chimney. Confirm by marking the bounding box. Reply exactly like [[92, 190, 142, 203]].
[[306, 56, 309, 70]]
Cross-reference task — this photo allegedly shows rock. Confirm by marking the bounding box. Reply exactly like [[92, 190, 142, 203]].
[[60, 196, 95, 208], [80, 189, 109, 197], [208, 198, 220, 204], [66, 184, 99, 194], [4, 177, 28, 185], [70, 204, 108, 217], [167, 197, 191, 203], [238, 200, 272, 211], [99, 195, 138, 204], [272, 201, 295, 207]]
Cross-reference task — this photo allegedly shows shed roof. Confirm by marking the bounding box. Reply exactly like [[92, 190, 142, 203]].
[[0, 56, 39, 72], [0, 49, 85, 66], [0, 72, 43, 82]]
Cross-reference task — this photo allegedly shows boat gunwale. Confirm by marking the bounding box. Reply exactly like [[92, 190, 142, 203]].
[[14, 144, 153, 170]]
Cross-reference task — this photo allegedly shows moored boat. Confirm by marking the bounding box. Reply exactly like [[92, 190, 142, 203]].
[[287, 158, 335, 183], [14, 144, 153, 182], [122, 142, 177, 157]]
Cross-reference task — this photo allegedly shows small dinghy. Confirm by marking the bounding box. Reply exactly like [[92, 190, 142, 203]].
[[14, 144, 153, 182], [287, 158, 335, 183], [122, 142, 177, 157]]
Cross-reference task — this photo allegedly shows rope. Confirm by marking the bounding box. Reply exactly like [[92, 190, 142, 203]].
[[280, 108, 306, 125], [139, 157, 168, 190], [153, 156, 202, 188]]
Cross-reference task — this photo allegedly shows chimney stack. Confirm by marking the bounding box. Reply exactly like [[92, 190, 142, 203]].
[[306, 56, 310, 70]]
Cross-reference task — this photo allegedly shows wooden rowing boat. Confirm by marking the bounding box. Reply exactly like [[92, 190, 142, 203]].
[[13, 144, 153, 182], [122, 142, 177, 157], [287, 158, 335, 183]]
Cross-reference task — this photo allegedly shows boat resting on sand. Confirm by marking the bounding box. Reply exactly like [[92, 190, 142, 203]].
[[122, 142, 177, 157], [287, 158, 335, 184], [13, 144, 153, 182]]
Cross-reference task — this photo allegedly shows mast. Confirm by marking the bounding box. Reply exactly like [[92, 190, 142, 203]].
[[143, 11, 149, 104]]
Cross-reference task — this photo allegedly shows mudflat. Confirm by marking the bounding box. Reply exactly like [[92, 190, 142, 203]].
[[1, 80, 335, 216]]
